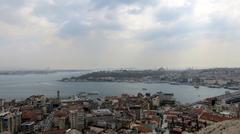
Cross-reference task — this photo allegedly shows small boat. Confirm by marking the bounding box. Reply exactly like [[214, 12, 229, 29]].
[[142, 88, 148, 91], [194, 85, 199, 89], [208, 85, 221, 88], [170, 82, 180, 85]]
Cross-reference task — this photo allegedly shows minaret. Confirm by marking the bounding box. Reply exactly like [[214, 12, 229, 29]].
[[57, 90, 60, 100], [0, 99, 4, 112]]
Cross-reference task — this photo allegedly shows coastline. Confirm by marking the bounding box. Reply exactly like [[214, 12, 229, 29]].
[[60, 79, 239, 91]]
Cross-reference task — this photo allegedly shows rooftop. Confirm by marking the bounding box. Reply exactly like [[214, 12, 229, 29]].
[[92, 109, 112, 116], [200, 112, 233, 122]]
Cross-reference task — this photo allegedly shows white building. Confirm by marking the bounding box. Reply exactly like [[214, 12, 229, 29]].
[[0, 111, 22, 134], [69, 110, 85, 131], [152, 96, 160, 107]]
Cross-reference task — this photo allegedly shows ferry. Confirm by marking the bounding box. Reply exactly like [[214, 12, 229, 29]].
[[87, 91, 100, 95], [78, 91, 99, 95], [78, 92, 88, 97]]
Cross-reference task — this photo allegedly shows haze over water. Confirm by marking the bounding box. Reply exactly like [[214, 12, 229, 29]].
[[0, 71, 231, 104]]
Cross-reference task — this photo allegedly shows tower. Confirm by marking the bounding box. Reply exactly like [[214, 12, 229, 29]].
[[57, 90, 60, 100], [0, 99, 4, 112]]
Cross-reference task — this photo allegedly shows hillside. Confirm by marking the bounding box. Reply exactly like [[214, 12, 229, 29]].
[[197, 120, 240, 134]]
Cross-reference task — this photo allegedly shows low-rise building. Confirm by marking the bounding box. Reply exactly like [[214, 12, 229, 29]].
[[69, 110, 85, 132], [0, 111, 22, 134]]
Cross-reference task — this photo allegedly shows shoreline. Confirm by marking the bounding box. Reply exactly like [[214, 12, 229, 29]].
[[60, 79, 238, 91]]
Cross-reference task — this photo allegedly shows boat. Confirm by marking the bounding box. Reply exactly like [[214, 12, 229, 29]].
[[225, 86, 239, 90], [87, 91, 100, 95], [194, 84, 199, 89], [78, 92, 87, 96], [170, 82, 180, 85], [208, 85, 221, 88], [142, 88, 148, 91]]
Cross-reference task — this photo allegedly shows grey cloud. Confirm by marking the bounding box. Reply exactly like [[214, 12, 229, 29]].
[[1, 0, 240, 69], [0, 0, 27, 24], [58, 20, 123, 38], [90, 0, 155, 9], [156, 6, 192, 22], [0, 0, 26, 7], [33, 0, 88, 22], [138, 21, 196, 41], [155, 0, 195, 22], [33, 0, 123, 38], [58, 20, 89, 37], [207, 16, 240, 33]]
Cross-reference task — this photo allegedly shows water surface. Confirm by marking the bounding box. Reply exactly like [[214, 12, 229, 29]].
[[0, 71, 231, 104]]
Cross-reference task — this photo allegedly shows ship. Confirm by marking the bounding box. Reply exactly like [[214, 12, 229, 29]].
[[87, 91, 100, 95]]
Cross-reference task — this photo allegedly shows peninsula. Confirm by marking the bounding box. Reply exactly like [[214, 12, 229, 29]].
[[60, 68, 240, 90]]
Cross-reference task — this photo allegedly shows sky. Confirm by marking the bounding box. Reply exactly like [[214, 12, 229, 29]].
[[0, 0, 240, 70]]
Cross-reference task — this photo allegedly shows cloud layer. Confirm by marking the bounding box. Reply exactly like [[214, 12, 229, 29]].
[[1, 0, 240, 69]]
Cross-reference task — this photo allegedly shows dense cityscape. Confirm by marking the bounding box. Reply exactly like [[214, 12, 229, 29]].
[[1, 82, 240, 134]]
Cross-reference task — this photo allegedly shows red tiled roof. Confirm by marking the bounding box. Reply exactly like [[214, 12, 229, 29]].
[[121, 94, 129, 97], [21, 105, 34, 111], [192, 108, 205, 115], [134, 125, 152, 133], [54, 110, 68, 117], [165, 110, 180, 115], [166, 115, 177, 122], [40, 129, 66, 134], [152, 116, 160, 121], [144, 110, 157, 116], [172, 128, 182, 134], [22, 110, 42, 121]]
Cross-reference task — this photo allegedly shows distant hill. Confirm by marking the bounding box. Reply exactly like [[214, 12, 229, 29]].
[[60, 68, 240, 84]]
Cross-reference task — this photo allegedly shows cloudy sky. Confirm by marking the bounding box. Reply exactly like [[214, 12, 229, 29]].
[[0, 0, 240, 70]]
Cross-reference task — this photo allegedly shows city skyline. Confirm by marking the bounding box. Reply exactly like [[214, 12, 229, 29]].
[[1, 0, 240, 70]]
